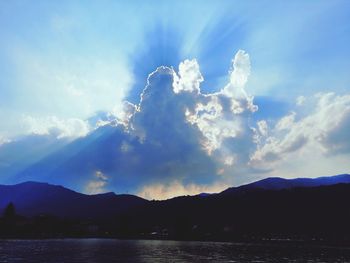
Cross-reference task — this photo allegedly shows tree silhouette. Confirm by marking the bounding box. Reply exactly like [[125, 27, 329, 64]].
[[3, 202, 16, 219]]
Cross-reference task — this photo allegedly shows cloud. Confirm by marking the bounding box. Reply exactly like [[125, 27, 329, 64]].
[[227, 50, 251, 91], [109, 49, 258, 190], [250, 93, 350, 167], [176, 50, 257, 159], [85, 171, 108, 194], [173, 59, 203, 94], [257, 120, 268, 137], [296, 95, 306, 106], [15, 50, 258, 196], [275, 112, 296, 131], [0, 136, 10, 146], [22, 115, 91, 139], [317, 93, 350, 154]]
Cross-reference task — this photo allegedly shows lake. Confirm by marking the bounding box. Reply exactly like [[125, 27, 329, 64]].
[[0, 239, 350, 262]]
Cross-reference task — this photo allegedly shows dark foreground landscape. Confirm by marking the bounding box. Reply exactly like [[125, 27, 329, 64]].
[[1, 174, 350, 246]]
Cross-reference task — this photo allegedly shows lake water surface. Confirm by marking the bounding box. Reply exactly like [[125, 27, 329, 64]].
[[1, 239, 350, 262]]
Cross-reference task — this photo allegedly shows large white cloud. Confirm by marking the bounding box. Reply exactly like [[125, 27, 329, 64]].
[[95, 49, 260, 197], [132, 50, 258, 175]]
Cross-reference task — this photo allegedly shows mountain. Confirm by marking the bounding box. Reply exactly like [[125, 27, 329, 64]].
[[220, 173, 350, 195], [0, 181, 147, 219], [1, 174, 350, 242], [141, 183, 350, 242]]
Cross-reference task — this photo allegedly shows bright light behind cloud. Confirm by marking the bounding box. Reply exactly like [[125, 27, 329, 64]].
[[2, 47, 350, 199], [0, 0, 349, 199], [138, 181, 228, 200]]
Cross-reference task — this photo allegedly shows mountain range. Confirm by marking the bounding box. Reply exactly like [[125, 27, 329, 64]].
[[220, 173, 350, 194], [1, 173, 349, 219], [1, 174, 350, 242]]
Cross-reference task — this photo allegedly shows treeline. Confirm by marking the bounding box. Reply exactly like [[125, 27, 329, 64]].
[[0, 203, 91, 238]]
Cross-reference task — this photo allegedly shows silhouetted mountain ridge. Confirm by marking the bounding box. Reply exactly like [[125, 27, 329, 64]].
[[0, 181, 147, 219], [220, 173, 350, 195], [1, 173, 349, 219]]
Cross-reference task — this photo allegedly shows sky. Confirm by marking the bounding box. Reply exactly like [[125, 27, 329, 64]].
[[0, 0, 350, 199]]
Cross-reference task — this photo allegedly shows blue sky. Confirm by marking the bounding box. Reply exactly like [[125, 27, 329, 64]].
[[0, 0, 350, 199]]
